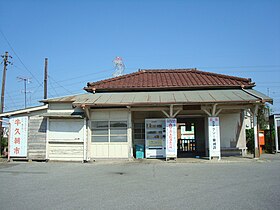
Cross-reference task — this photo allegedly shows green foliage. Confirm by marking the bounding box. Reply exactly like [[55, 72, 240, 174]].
[[246, 129, 254, 153], [1, 137, 7, 148], [257, 104, 270, 130], [1, 137, 8, 156], [264, 129, 274, 153], [246, 104, 271, 154]]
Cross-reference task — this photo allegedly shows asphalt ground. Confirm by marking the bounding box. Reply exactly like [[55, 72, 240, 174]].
[[0, 154, 280, 210]]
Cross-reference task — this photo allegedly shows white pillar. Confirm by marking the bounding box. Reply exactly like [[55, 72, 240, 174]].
[[275, 117, 279, 152], [45, 117, 49, 160], [87, 118, 92, 161], [83, 118, 87, 162], [253, 105, 260, 158], [128, 109, 133, 158], [170, 105, 173, 118]]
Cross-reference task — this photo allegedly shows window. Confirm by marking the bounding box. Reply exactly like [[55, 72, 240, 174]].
[[91, 121, 127, 142], [110, 121, 127, 142], [91, 121, 109, 142], [134, 123, 145, 140]]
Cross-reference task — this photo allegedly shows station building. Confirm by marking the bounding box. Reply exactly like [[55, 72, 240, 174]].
[[1, 69, 272, 161]]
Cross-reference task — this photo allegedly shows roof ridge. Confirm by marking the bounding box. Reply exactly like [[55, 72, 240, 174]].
[[139, 68, 196, 72], [190, 69, 252, 82], [139, 69, 252, 82], [87, 71, 143, 86]]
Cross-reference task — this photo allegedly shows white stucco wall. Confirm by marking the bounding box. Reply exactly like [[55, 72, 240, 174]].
[[219, 112, 246, 149]]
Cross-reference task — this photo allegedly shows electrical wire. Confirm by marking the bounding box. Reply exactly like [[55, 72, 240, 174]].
[[0, 29, 42, 86]]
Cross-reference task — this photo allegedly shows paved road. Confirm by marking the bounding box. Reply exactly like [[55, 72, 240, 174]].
[[0, 155, 280, 210]]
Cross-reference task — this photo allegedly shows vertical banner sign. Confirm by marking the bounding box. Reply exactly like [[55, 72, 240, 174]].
[[9, 116, 28, 157], [208, 117, 221, 159], [165, 118, 177, 158]]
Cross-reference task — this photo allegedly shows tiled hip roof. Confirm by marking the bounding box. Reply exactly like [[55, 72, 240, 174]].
[[84, 69, 255, 93]]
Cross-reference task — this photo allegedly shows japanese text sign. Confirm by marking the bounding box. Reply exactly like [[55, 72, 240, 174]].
[[9, 116, 28, 157], [165, 118, 177, 158], [208, 117, 221, 159]]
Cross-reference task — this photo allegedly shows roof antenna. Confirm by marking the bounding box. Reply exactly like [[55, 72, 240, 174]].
[[112, 56, 125, 77]]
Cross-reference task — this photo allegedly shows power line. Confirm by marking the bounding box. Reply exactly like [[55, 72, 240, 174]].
[[258, 85, 280, 88], [48, 75, 73, 95], [17, 76, 31, 108], [31, 82, 44, 98], [195, 65, 280, 69], [257, 82, 280, 84], [6, 92, 17, 109], [10, 65, 113, 91], [47, 68, 114, 83], [3, 70, 280, 98], [48, 78, 59, 97], [9, 64, 280, 93], [0, 29, 41, 86]]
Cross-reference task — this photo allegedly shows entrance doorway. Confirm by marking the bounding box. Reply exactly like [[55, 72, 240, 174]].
[[178, 122, 196, 152], [177, 117, 205, 157]]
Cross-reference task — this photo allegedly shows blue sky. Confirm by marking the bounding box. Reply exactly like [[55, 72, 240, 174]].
[[0, 0, 279, 112]]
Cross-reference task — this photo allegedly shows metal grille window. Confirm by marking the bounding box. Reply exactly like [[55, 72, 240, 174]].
[[134, 123, 145, 140], [91, 121, 127, 142]]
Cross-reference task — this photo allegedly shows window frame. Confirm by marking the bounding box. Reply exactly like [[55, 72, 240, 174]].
[[91, 120, 128, 143], [133, 122, 145, 140]]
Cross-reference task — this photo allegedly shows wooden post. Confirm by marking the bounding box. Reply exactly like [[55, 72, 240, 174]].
[[0, 52, 9, 156], [0, 52, 8, 113], [44, 58, 48, 99]]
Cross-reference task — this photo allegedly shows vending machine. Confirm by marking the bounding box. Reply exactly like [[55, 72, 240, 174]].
[[145, 118, 177, 159]]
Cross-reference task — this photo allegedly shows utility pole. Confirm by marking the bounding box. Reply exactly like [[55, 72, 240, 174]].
[[17, 77, 31, 108], [44, 58, 48, 99], [0, 51, 12, 156], [1, 52, 10, 113]]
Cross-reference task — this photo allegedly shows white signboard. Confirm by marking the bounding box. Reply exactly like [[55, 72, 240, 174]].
[[9, 116, 28, 157], [166, 118, 177, 158], [208, 117, 221, 160]]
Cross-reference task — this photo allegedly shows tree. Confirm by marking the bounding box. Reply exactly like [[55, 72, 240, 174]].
[[246, 104, 270, 153]]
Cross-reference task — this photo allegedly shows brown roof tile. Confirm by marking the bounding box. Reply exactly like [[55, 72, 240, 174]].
[[84, 69, 255, 93]]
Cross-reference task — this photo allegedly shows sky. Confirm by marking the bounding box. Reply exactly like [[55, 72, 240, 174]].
[[0, 0, 279, 113]]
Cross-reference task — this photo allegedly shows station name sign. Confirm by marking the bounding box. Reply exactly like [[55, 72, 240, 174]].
[[208, 117, 221, 160], [9, 116, 28, 157]]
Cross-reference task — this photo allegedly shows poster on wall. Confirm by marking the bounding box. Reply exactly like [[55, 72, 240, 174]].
[[9, 116, 28, 157], [208, 117, 221, 160], [165, 118, 177, 158]]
